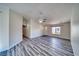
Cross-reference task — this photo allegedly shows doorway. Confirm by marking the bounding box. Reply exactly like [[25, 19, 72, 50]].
[[22, 25, 27, 38]]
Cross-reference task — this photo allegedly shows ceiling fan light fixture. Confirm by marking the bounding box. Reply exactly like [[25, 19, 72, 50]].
[[39, 19, 43, 23]]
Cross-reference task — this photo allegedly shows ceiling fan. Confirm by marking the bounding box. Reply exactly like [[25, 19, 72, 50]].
[[39, 12, 48, 23]]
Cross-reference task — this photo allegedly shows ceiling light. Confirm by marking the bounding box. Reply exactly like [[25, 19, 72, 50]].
[[39, 20, 43, 23]]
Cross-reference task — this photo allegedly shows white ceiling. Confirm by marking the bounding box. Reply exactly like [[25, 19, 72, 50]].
[[0, 3, 74, 24]]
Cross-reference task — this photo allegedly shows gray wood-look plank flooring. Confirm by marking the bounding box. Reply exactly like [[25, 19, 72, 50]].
[[0, 36, 74, 56]]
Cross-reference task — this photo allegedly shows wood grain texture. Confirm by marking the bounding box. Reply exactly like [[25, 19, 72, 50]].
[[0, 36, 74, 56]]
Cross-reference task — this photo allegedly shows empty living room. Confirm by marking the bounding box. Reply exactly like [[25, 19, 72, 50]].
[[0, 3, 79, 56]]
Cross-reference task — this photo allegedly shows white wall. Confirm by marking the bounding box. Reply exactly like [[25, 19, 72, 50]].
[[9, 10, 23, 48], [71, 4, 79, 56], [23, 18, 43, 38], [30, 19, 43, 38], [0, 8, 23, 52], [43, 22, 70, 39], [0, 7, 9, 52]]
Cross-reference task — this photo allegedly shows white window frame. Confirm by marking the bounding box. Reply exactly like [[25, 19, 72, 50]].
[[52, 27, 61, 35]]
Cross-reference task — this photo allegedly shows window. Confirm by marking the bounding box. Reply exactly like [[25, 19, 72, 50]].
[[52, 27, 61, 35]]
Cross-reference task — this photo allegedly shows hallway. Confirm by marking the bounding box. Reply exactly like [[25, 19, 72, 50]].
[[1, 36, 74, 56]]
